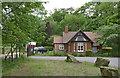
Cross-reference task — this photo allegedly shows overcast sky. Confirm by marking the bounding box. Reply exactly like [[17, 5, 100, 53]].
[[42, 0, 92, 14]]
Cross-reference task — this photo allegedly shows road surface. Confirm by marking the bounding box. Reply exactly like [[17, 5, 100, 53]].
[[29, 56, 120, 67]]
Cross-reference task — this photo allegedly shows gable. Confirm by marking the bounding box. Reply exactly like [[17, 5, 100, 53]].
[[54, 30, 101, 44], [68, 30, 93, 43], [71, 32, 89, 42]]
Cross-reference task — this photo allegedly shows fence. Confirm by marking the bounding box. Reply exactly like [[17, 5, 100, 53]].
[[2, 44, 26, 63]]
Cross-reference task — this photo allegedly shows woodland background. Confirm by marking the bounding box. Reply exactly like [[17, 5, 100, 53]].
[[1, 2, 120, 56]]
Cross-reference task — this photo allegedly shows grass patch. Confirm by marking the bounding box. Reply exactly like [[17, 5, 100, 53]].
[[2, 58, 102, 76], [2, 55, 29, 75]]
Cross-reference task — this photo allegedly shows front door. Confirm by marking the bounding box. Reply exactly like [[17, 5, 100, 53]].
[[78, 42, 84, 52]]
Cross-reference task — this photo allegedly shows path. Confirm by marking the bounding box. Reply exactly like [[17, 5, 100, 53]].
[[29, 56, 120, 67]]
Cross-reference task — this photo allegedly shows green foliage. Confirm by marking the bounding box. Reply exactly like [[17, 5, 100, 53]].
[[65, 59, 72, 62], [93, 53, 111, 57], [44, 46, 53, 51], [77, 54, 85, 57], [2, 1, 119, 57], [45, 35, 55, 46], [69, 52, 78, 56], [2, 2, 47, 46], [96, 23, 119, 56], [102, 47, 112, 50], [86, 50, 92, 56], [35, 51, 86, 57]]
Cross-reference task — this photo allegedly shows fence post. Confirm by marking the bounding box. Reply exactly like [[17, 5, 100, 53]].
[[2, 47, 5, 54], [9, 56, 11, 63], [27, 46, 29, 57], [11, 44, 13, 62], [19, 45, 20, 57], [16, 44, 18, 61], [5, 56, 7, 63]]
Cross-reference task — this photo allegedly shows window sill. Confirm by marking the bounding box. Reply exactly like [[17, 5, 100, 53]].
[[59, 49, 64, 50]]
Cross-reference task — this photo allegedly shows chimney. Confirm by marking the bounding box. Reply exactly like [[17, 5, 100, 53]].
[[65, 24, 68, 33]]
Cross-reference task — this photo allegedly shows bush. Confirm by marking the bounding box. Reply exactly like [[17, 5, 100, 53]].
[[54, 52, 67, 56], [65, 59, 72, 62], [77, 54, 85, 57], [70, 52, 77, 56], [44, 46, 53, 51], [86, 50, 92, 56], [93, 53, 110, 57]]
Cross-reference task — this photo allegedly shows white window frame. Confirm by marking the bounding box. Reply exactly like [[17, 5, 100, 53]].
[[59, 44, 64, 50], [85, 43, 87, 51], [74, 43, 76, 52], [78, 42, 84, 52]]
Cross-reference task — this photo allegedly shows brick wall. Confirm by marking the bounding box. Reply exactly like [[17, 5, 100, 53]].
[[54, 41, 92, 54]]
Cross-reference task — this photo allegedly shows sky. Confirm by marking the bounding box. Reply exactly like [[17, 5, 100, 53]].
[[42, 0, 92, 14]]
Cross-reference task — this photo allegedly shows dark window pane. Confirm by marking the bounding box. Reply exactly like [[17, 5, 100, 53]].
[[81, 46, 83, 50]]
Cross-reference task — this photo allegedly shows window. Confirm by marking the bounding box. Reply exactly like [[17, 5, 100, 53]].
[[85, 43, 87, 51], [59, 44, 64, 50], [92, 47, 97, 53], [78, 43, 84, 52], [74, 43, 76, 52]]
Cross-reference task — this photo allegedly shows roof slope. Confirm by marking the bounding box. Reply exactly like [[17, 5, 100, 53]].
[[54, 36, 63, 43], [54, 30, 101, 46], [63, 32, 76, 43]]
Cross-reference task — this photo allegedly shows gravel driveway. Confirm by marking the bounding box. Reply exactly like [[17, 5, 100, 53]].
[[29, 56, 120, 67]]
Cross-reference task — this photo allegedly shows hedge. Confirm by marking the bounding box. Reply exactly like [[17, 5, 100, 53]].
[[86, 50, 92, 56], [44, 46, 53, 51]]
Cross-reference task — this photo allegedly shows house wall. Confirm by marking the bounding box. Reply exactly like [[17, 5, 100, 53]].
[[54, 41, 92, 54], [67, 41, 92, 54], [54, 43, 67, 53]]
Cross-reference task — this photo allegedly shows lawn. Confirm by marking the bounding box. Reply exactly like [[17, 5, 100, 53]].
[[2, 58, 101, 76]]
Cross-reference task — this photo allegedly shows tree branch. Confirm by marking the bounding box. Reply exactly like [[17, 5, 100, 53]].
[[6, 2, 24, 15]]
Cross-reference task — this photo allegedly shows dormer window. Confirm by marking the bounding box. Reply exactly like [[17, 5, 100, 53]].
[[83, 37, 87, 41], [75, 37, 78, 41]]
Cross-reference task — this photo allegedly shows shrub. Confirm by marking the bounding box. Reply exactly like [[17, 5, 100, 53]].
[[77, 54, 85, 57], [93, 53, 110, 57], [70, 52, 77, 56], [54, 52, 67, 56], [44, 46, 53, 51], [65, 59, 72, 62], [86, 50, 92, 56]]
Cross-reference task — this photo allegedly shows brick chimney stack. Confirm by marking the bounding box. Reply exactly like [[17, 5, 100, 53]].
[[65, 24, 68, 33]]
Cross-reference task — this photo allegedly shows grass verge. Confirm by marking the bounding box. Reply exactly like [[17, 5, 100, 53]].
[[2, 55, 29, 76], [2, 58, 101, 76]]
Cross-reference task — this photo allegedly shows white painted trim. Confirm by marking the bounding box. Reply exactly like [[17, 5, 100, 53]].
[[59, 44, 64, 50], [78, 42, 84, 52]]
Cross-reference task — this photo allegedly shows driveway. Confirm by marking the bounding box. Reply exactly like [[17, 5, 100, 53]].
[[29, 56, 120, 67]]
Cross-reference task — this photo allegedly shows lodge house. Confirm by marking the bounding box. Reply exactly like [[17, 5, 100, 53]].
[[54, 25, 102, 54]]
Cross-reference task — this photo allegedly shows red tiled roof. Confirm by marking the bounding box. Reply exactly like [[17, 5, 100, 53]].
[[63, 32, 76, 43], [93, 43, 100, 46], [54, 36, 63, 43], [84, 32, 101, 43], [54, 30, 101, 46]]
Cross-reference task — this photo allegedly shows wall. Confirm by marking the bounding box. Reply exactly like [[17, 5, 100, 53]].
[[54, 41, 92, 54], [54, 43, 67, 53], [68, 41, 92, 54]]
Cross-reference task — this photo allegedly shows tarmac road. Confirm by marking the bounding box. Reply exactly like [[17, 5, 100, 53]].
[[29, 56, 120, 67]]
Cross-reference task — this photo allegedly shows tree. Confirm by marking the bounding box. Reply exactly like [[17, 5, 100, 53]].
[[59, 14, 86, 32], [96, 23, 120, 56], [2, 2, 47, 46]]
